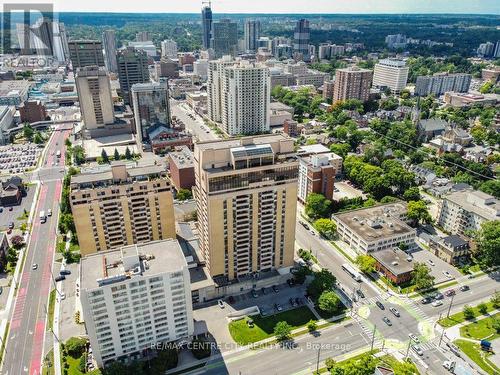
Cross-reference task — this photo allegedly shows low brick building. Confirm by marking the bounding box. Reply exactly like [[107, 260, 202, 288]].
[[19, 100, 47, 123], [371, 248, 414, 285], [167, 146, 195, 191]]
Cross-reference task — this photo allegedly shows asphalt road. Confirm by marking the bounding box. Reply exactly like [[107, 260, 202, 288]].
[[170, 100, 219, 142], [2, 126, 70, 375]]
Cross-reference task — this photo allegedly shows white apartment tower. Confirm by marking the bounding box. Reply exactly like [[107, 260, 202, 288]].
[[372, 59, 409, 93], [161, 39, 178, 59], [221, 61, 271, 135], [80, 239, 194, 367], [207, 56, 235, 123]]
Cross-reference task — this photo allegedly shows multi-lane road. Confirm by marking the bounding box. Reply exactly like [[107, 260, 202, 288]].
[[2, 125, 70, 375], [170, 100, 218, 142]]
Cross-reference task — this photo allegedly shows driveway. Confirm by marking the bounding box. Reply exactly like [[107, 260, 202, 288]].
[[58, 261, 86, 342], [0, 186, 36, 231], [333, 181, 367, 200], [411, 246, 462, 283]]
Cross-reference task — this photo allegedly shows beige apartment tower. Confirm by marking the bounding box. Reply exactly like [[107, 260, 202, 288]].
[[194, 134, 298, 281], [333, 66, 373, 103], [69, 162, 176, 256]]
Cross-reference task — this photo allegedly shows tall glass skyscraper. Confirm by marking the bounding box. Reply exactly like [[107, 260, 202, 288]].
[[293, 19, 310, 61], [201, 2, 213, 50], [102, 30, 118, 73]]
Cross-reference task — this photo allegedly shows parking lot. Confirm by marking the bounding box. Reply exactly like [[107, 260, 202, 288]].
[[0, 186, 35, 231], [410, 246, 462, 283], [0, 143, 43, 175], [332, 181, 367, 200], [58, 261, 86, 342]]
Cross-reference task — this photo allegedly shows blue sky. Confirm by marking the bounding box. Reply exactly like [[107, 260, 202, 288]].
[[47, 0, 500, 14]]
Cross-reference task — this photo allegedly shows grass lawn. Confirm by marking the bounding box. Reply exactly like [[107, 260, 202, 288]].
[[439, 302, 496, 328], [63, 355, 101, 375], [460, 313, 500, 341], [454, 339, 500, 375], [316, 350, 380, 374], [228, 306, 317, 345], [47, 289, 56, 331], [42, 350, 55, 375]]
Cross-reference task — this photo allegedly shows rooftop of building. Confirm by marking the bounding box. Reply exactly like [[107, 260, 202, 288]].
[[168, 146, 194, 169], [441, 235, 469, 249], [81, 239, 187, 291], [418, 118, 448, 131], [334, 203, 415, 242], [371, 248, 414, 276], [195, 134, 293, 152], [297, 144, 342, 159], [444, 189, 500, 220], [0, 80, 32, 96], [336, 66, 372, 73]]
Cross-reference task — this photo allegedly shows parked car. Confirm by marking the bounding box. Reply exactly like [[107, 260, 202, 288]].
[[412, 345, 424, 356], [260, 307, 267, 316], [246, 319, 254, 328], [356, 289, 365, 298], [218, 299, 225, 309], [389, 307, 400, 317], [60, 269, 71, 275], [8, 222, 14, 229], [272, 285, 279, 293], [382, 317, 392, 326], [251, 289, 258, 298], [289, 298, 296, 307], [459, 285, 470, 292], [433, 292, 444, 300], [275, 303, 282, 311], [47, 209, 52, 216], [428, 260, 435, 267], [408, 333, 420, 343], [376, 301, 385, 310], [60, 293, 66, 300], [55, 275, 65, 282], [443, 271, 453, 279]]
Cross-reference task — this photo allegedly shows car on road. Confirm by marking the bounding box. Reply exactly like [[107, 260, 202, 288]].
[[300, 221, 310, 230], [60, 269, 71, 275], [444, 289, 456, 297], [47, 209, 52, 216], [432, 292, 444, 300], [412, 345, 424, 356], [443, 270, 453, 279], [376, 301, 385, 310], [32, 263, 38, 270], [272, 285, 279, 293], [8, 222, 14, 229], [60, 292, 66, 300], [218, 299, 225, 308], [389, 307, 400, 317], [251, 289, 258, 298], [382, 317, 392, 326], [459, 285, 470, 292], [55, 275, 65, 282], [275, 303, 282, 311], [8, 207, 12, 211], [408, 333, 420, 343], [432, 300, 443, 307], [7, 228, 12, 234], [356, 289, 365, 298], [443, 360, 454, 371], [428, 259, 435, 267], [0, 208, 3, 213]]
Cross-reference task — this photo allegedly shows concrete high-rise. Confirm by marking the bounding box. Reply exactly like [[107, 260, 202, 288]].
[[117, 47, 150, 105], [201, 2, 213, 50], [75, 66, 115, 132], [131, 80, 171, 143], [415, 73, 472, 97], [80, 239, 193, 367], [372, 59, 409, 93], [70, 162, 176, 255], [221, 61, 271, 135], [30, 18, 68, 62], [211, 19, 238, 58], [194, 134, 298, 280], [161, 39, 178, 59], [207, 56, 235, 123], [244, 20, 261, 52], [293, 19, 310, 61], [69, 40, 105, 70], [333, 66, 373, 103], [102, 30, 118, 73]]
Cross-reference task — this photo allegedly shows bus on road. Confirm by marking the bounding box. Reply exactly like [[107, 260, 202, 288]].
[[342, 263, 362, 282], [39, 210, 46, 223]]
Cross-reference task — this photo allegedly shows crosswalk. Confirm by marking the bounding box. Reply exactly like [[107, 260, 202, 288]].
[[351, 311, 384, 349]]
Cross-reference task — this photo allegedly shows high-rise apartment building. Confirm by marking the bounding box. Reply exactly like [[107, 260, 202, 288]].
[[161, 39, 178, 59], [207, 56, 235, 123], [69, 162, 176, 256], [293, 19, 310, 61], [131, 81, 171, 144], [68, 40, 105, 70], [221, 61, 271, 135], [201, 2, 213, 50], [333, 66, 373, 102], [75, 66, 115, 132], [29, 18, 69, 62], [102, 30, 118, 73], [385, 34, 407, 49], [135, 31, 151, 42], [80, 239, 194, 367], [415, 73, 472, 97], [194, 134, 298, 280], [117, 47, 150, 105], [211, 19, 238, 58], [244, 20, 261, 52], [372, 59, 409, 93]]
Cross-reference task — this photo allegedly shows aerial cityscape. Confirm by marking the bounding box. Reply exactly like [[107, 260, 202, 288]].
[[0, 1, 499, 375]]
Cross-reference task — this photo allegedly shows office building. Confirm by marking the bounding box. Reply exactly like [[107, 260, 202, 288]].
[[371, 248, 414, 285], [437, 189, 500, 236], [102, 30, 118, 73], [193, 59, 209, 80], [80, 239, 194, 367], [201, 2, 213, 50], [372, 59, 409, 93], [69, 162, 176, 255], [0, 80, 32, 106], [128, 41, 157, 57], [76, 66, 115, 133], [135, 31, 151, 42], [333, 203, 416, 254], [155, 58, 179, 79], [68, 40, 105, 70], [0, 106, 15, 145], [117, 47, 150, 105], [293, 19, 310, 61], [131, 81, 171, 144], [221, 61, 271, 135], [207, 56, 235, 123], [333, 67, 373, 103], [30, 18, 69, 62], [194, 134, 298, 280], [415, 73, 471, 97], [211, 19, 238, 58], [161, 39, 178, 59], [385, 34, 407, 49], [167, 146, 195, 191], [19, 100, 47, 124], [244, 20, 261, 52]]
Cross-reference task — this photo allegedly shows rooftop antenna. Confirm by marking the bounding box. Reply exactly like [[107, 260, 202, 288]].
[[202, 0, 211, 8]]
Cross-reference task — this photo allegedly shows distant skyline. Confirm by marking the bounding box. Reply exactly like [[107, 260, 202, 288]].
[[38, 0, 500, 14]]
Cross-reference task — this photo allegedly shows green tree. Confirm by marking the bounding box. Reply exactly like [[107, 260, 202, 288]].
[[307, 269, 336, 299], [125, 146, 132, 160], [493, 318, 500, 333], [463, 305, 475, 320], [305, 193, 331, 220], [491, 291, 500, 309], [393, 360, 418, 375], [330, 143, 351, 159], [6, 247, 18, 265], [65, 337, 87, 358], [474, 220, 500, 267], [176, 189, 192, 201], [65, 138, 72, 147], [307, 319, 317, 332], [478, 302, 488, 315], [406, 200, 432, 226], [72, 146, 86, 165], [113, 148, 120, 161], [412, 262, 435, 290], [313, 218, 336, 239], [403, 187, 421, 202], [33, 132, 44, 144], [324, 357, 336, 370], [101, 149, 109, 163], [479, 180, 500, 199], [318, 290, 341, 314], [356, 255, 376, 274], [273, 321, 292, 341], [23, 124, 34, 141]]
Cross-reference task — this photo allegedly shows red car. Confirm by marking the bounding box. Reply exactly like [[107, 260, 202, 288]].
[[445, 289, 456, 297]]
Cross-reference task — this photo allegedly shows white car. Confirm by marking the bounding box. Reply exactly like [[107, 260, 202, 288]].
[[428, 260, 435, 267], [32, 263, 38, 270], [408, 333, 420, 343], [412, 345, 424, 356], [443, 271, 453, 279], [432, 300, 443, 307], [218, 299, 225, 309], [47, 209, 52, 217], [60, 292, 66, 300]]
